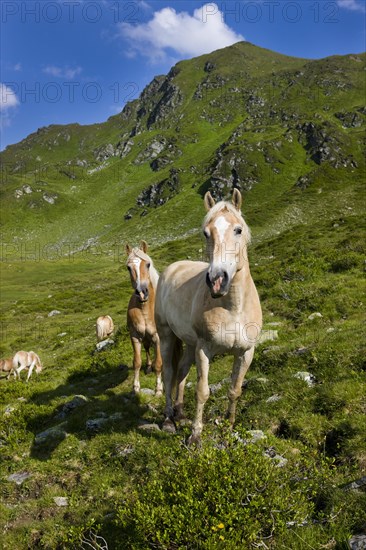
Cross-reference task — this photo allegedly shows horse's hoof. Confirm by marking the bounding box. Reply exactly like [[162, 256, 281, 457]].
[[173, 407, 185, 421], [146, 366, 152, 374], [162, 418, 176, 434], [187, 433, 201, 447], [179, 418, 192, 427], [155, 390, 163, 398]]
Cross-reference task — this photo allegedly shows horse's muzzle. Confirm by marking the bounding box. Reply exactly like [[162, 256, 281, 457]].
[[206, 270, 229, 298], [135, 288, 149, 302]]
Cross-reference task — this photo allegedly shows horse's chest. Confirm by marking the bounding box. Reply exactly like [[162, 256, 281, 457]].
[[128, 307, 156, 339], [200, 312, 250, 351]]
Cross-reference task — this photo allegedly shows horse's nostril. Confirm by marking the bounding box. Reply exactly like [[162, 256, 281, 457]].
[[206, 272, 211, 286], [223, 271, 228, 283]]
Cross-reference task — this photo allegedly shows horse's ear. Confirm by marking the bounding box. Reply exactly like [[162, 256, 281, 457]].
[[126, 244, 132, 255], [232, 188, 242, 211], [204, 191, 215, 211], [140, 240, 148, 253]]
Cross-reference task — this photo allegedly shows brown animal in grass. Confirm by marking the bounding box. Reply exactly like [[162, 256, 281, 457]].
[[126, 241, 163, 396]]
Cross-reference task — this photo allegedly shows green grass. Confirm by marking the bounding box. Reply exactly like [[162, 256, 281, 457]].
[[1, 212, 365, 548], [1, 42, 365, 549]]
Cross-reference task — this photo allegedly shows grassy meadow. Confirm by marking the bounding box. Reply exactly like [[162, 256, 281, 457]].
[[1, 42, 365, 548], [1, 206, 365, 548]]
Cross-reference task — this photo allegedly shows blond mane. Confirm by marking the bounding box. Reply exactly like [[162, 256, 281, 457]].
[[127, 248, 159, 290]]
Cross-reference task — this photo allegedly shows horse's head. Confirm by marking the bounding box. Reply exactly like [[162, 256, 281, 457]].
[[29, 352, 43, 374], [126, 240, 154, 303], [202, 189, 251, 298], [36, 362, 43, 374]]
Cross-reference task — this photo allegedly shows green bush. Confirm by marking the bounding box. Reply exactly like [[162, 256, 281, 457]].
[[116, 429, 333, 549]]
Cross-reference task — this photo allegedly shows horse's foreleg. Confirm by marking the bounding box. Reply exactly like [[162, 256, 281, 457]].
[[226, 347, 254, 425], [131, 338, 142, 393], [189, 343, 210, 445], [175, 346, 195, 421], [144, 342, 152, 374], [26, 362, 35, 382], [152, 333, 163, 397]]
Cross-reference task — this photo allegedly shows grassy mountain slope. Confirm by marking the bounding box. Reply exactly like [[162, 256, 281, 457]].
[[1, 42, 364, 248], [0, 42, 365, 548]]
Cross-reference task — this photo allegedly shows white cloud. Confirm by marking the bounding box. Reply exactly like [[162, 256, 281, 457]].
[[337, 0, 365, 12], [0, 83, 19, 112], [118, 3, 244, 62], [43, 65, 83, 79]]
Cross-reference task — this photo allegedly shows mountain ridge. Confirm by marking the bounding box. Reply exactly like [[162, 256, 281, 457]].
[[0, 42, 364, 252]]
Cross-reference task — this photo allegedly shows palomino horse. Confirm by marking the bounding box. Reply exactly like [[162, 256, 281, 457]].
[[0, 358, 15, 379], [96, 315, 114, 341], [155, 189, 262, 444], [12, 351, 43, 381], [126, 241, 163, 396]]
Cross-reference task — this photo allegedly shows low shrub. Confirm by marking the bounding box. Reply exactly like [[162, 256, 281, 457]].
[[116, 428, 334, 549]]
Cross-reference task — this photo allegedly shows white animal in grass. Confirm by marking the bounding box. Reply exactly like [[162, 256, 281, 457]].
[[96, 315, 115, 341], [12, 351, 43, 381]]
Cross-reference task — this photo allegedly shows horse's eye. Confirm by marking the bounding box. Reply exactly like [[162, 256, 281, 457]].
[[146, 263, 151, 269], [127, 266, 131, 272], [203, 229, 209, 239], [235, 227, 242, 236]]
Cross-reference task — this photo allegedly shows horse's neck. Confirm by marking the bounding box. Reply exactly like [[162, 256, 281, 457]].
[[224, 266, 251, 312], [149, 266, 159, 290]]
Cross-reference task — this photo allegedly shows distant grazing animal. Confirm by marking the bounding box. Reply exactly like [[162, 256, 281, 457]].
[[126, 241, 163, 396], [155, 189, 262, 444], [12, 351, 43, 381], [96, 315, 115, 341], [0, 358, 15, 379]]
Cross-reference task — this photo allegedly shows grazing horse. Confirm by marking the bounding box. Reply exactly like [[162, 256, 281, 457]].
[[155, 189, 262, 444], [0, 358, 15, 379], [126, 241, 163, 396], [96, 315, 114, 341], [12, 351, 43, 381]]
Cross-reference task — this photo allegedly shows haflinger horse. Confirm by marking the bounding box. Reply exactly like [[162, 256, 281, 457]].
[[12, 350, 43, 381], [126, 241, 163, 396], [0, 358, 15, 379], [96, 315, 114, 341], [155, 189, 262, 444]]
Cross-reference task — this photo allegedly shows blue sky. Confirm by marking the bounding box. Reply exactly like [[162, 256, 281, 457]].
[[1, 0, 365, 150]]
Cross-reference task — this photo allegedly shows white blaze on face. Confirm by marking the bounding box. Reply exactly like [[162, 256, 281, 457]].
[[131, 257, 142, 286], [214, 215, 230, 243]]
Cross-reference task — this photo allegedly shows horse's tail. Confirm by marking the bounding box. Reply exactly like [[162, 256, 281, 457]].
[[12, 353, 20, 369], [96, 320, 104, 341], [106, 315, 114, 335]]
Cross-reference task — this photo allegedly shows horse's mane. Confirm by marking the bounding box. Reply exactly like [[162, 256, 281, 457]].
[[202, 201, 251, 244], [127, 248, 159, 290]]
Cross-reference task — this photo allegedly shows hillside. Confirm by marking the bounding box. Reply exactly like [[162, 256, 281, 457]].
[[0, 42, 365, 549], [1, 42, 365, 250]]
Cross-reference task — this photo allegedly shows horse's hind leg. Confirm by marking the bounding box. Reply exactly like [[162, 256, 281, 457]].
[[226, 347, 254, 425], [160, 329, 180, 432], [15, 365, 26, 380], [131, 337, 142, 393], [174, 345, 195, 421]]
